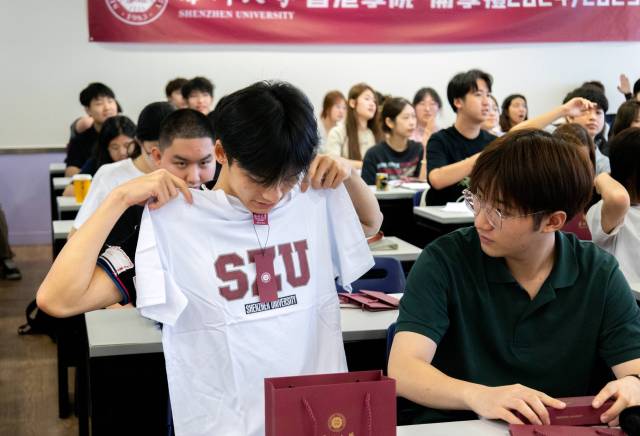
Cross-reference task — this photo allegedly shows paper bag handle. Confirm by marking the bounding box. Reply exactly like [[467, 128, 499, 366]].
[[302, 392, 373, 436]]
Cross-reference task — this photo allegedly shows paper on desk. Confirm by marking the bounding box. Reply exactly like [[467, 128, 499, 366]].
[[442, 202, 473, 214], [399, 182, 430, 191]]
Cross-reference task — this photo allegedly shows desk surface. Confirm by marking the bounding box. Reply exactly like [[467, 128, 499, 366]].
[[56, 196, 82, 212], [370, 236, 422, 262], [52, 220, 73, 239], [414, 205, 475, 224], [52, 177, 71, 190], [397, 420, 507, 435], [49, 162, 66, 173], [371, 185, 424, 200], [85, 294, 402, 357]]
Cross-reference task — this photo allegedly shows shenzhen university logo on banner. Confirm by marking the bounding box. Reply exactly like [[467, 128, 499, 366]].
[[106, 0, 169, 25]]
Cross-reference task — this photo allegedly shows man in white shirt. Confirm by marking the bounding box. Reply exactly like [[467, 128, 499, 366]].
[[37, 82, 383, 435]]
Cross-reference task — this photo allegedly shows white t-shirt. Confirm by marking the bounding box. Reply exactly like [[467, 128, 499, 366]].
[[134, 184, 374, 436], [586, 200, 640, 283], [321, 123, 376, 159], [73, 158, 144, 229]]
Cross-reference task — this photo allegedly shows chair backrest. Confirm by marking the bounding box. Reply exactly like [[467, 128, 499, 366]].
[[351, 256, 406, 294], [412, 190, 425, 207]]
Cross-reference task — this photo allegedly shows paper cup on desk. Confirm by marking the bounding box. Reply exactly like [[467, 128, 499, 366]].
[[72, 174, 92, 203]]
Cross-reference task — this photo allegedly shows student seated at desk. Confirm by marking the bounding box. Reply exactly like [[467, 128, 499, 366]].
[[165, 77, 188, 109], [63, 115, 136, 198], [323, 83, 382, 170], [65, 83, 118, 177], [69, 102, 176, 235], [426, 69, 497, 205], [37, 82, 382, 436], [182, 76, 214, 115], [410, 87, 442, 147], [587, 127, 640, 284], [389, 130, 640, 428], [361, 97, 425, 185]]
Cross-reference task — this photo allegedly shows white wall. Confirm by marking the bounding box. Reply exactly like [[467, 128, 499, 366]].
[[1, 0, 640, 147]]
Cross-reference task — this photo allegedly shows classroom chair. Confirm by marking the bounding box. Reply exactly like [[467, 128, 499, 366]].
[[351, 256, 406, 294]]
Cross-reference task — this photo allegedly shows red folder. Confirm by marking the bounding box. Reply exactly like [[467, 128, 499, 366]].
[[515, 396, 614, 426], [265, 370, 396, 436], [339, 290, 400, 311], [509, 424, 624, 435]]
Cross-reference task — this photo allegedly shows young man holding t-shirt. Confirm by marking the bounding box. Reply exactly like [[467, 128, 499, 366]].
[[426, 69, 497, 205], [37, 82, 382, 436]]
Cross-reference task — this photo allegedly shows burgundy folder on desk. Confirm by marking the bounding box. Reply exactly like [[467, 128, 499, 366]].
[[339, 290, 400, 311], [515, 396, 614, 427]]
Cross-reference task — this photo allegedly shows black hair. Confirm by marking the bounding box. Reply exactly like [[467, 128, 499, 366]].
[[181, 76, 214, 100], [612, 100, 640, 138], [211, 80, 318, 187], [380, 97, 412, 133], [412, 87, 442, 109], [581, 81, 606, 94], [137, 102, 176, 142], [79, 82, 116, 107], [94, 115, 136, 169], [609, 127, 640, 200], [446, 69, 493, 112], [158, 109, 214, 151], [634, 78, 640, 98], [165, 78, 188, 98], [563, 86, 609, 113]]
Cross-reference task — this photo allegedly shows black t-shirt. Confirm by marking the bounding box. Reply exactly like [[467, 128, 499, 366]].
[[361, 140, 423, 185], [426, 126, 496, 205], [65, 126, 98, 169], [96, 179, 218, 306]]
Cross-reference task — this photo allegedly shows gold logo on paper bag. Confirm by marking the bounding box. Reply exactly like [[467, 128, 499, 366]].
[[328, 413, 346, 432]]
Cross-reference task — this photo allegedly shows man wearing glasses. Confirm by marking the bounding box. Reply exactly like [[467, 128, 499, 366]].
[[389, 129, 640, 427]]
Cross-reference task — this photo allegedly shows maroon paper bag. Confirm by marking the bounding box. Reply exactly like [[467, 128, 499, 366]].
[[265, 370, 396, 436]]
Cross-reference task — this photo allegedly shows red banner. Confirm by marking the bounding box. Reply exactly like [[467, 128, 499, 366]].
[[88, 0, 640, 43]]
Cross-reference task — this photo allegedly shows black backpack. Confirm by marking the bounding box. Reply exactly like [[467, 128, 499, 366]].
[[17, 299, 57, 340]]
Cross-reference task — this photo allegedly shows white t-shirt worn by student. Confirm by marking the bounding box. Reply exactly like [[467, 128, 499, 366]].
[[134, 184, 374, 436], [586, 200, 640, 284], [73, 158, 144, 229]]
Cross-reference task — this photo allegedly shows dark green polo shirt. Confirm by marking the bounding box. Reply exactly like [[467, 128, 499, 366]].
[[396, 227, 640, 424]]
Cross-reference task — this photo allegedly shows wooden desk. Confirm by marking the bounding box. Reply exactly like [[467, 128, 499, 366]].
[[52, 176, 71, 191], [370, 236, 422, 263], [56, 196, 81, 220], [414, 205, 474, 225], [49, 162, 66, 176]]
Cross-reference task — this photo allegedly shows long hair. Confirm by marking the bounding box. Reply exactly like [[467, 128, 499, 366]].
[[499, 94, 527, 133], [94, 115, 136, 170], [345, 83, 381, 160], [320, 90, 346, 120]]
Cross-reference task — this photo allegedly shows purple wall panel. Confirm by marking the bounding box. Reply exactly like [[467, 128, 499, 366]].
[[0, 153, 66, 245]]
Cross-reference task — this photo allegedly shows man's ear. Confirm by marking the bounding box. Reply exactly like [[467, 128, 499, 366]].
[[541, 211, 567, 233], [453, 97, 464, 112], [150, 146, 163, 167], [215, 140, 227, 164]]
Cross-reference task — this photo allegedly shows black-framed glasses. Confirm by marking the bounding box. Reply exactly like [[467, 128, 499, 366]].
[[462, 189, 548, 230]]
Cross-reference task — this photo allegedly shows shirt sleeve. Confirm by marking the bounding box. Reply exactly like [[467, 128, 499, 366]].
[[586, 200, 621, 253], [361, 149, 377, 185], [598, 263, 640, 367], [326, 184, 375, 289], [322, 125, 346, 157], [425, 133, 448, 179], [395, 245, 451, 345], [96, 209, 142, 306], [595, 148, 611, 175], [65, 136, 85, 168], [134, 206, 188, 326], [73, 167, 109, 229]]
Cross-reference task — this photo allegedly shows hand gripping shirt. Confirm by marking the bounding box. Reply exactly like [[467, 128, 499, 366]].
[[134, 184, 374, 436]]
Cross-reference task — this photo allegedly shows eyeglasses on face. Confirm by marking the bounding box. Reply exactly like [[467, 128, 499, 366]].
[[462, 189, 548, 230]]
